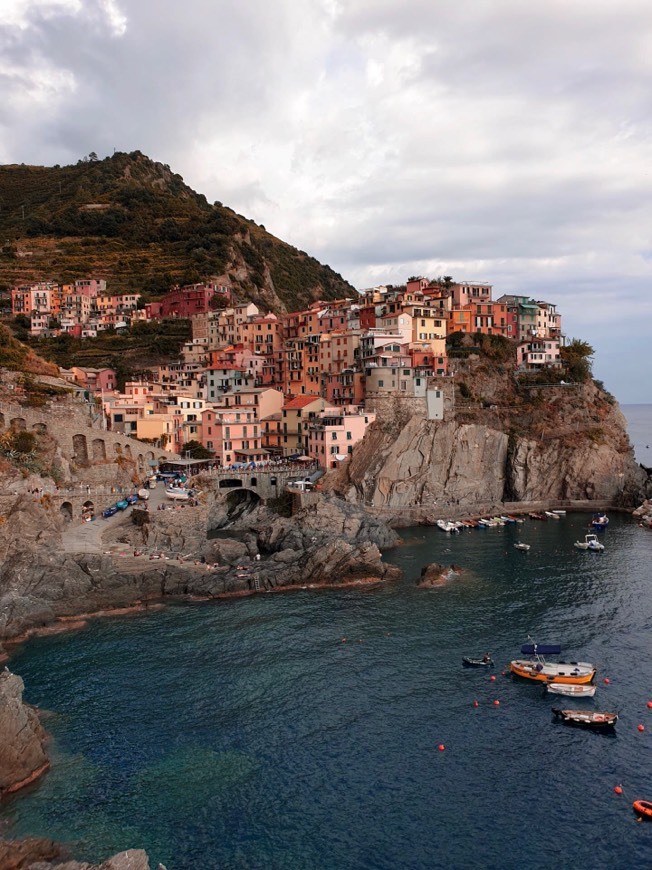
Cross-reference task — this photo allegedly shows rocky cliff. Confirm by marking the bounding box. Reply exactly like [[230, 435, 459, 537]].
[[328, 381, 647, 523], [0, 670, 49, 795]]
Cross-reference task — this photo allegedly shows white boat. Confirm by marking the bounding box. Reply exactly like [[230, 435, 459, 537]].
[[552, 509, 566, 515], [436, 520, 459, 533], [546, 682, 597, 697], [545, 511, 560, 519], [166, 487, 190, 501], [574, 533, 604, 551], [513, 542, 531, 551]]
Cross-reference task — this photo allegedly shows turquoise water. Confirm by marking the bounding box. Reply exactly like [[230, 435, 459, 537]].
[[3, 513, 652, 869]]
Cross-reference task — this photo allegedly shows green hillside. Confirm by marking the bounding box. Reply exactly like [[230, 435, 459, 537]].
[[0, 151, 354, 311]]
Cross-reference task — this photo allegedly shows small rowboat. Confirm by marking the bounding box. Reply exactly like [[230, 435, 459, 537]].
[[463, 656, 493, 668], [633, 800, 652, 820], [552, 708, 617, 731], [546, 682, 596, 697], [514, 542, 530, 551]]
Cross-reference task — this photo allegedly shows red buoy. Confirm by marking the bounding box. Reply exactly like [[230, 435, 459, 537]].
[[638, 724, 645, 732], [473, 700, 479, 708], [438, 744, 445, 751], [647, 701, 652, 709], [490, 675, 496, 681], [603, 678, 610, 684], [493, 700, 501, 706], [614, 785, 623, 795]]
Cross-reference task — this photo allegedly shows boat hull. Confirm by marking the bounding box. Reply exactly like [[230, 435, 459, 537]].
[[510, 659, 596, 684], [633, 800, 652, 820], [546, 683, 597, 697], [552, 708, 617, 731]]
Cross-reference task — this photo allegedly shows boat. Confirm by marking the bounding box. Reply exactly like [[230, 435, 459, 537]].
[[513, 542, 531, 551], [507, 515, 525, 523], [463, 656, 494, 667], [116, 499, 129, 510], [137, 489, 150, 500], [510, 655, 596, 684], [551, 708, 617, 731], [546, 682, 597, 697], [633, 800, 652, 820], [521, 643, 562, 655], [126, 493, 139, 505], [165, 487, 190, 501], [591, 512, 609, 530], [436, 519, 459, 533], [529, 513, 546, 520], [552, 509, 566, 515], [574, 533, 604, 551], [545, 511, 560, 519]]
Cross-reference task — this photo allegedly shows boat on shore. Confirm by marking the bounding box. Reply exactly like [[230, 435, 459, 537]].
[[574, 533, 604, 551], [510, 656, 596, 684], [546, 682, 597, 697], [552, 708, 617, 731], [166, 487, 190, 501], [529, 513, 546, 520], [514, 542, 531, 551]]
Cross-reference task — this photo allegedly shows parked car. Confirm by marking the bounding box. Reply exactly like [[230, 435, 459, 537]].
[[102, 505, 119, 518], [126, 494, 139, 505], [116, 500, 129, 510]]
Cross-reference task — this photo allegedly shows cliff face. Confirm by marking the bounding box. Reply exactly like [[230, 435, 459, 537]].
[[329, 382, 646, 522], [0, 670, 49, 794]]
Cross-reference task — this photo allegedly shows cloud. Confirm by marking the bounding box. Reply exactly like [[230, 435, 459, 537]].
[[1, 0, 651, 400]]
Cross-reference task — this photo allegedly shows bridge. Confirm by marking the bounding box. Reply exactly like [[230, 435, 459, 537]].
[[197, 463, 323, 502]]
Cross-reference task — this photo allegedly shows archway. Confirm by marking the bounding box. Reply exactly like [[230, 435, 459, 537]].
[[0, 412, 4, 430], [72, 434, 89, 464], [123, 444, 132, 459], [10, 417, 26, 431], [219, 478, 243, 489], [32, 422, 47, 433], [59, 502, 73, 522], [92, 438, 107, 461]]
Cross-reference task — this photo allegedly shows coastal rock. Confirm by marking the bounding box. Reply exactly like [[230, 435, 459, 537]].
[[417, 563, 463, 587], [633, 499, 652, 528], [0, 842, 152, 870], [0, 670, 49, 794]]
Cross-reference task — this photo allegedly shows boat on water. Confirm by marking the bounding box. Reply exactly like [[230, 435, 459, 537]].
[[591, 512, 609, 530], [510, 655, 596, 684], [514, 542, 531, 551], [544, 511, 560, 519], [633, 800, 652, 820], [552, 509, 566, 515], [529, 512, 546, 520], [463, 656, 493, 668], [574, 533, 604, 551], [436, 519, 459, 533], [552, 708, 617, 731], [546, 682, 597, 697]]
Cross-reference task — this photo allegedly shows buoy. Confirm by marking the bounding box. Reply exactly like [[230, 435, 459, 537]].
[[603, 678, 610, 684], [647, 701, 652, 709], [637, 724, 645, 732], [493, 700, 500, 706], [501, 671, 506, 676], [341, 638, 346, 643], [438, 744, 445, 751], [490, 675, 496, 681], [473, 700, 479, 708], [614, 785, 623, 795]]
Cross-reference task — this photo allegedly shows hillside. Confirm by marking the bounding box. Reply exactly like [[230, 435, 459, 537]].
[[0, 151, 354, 311]]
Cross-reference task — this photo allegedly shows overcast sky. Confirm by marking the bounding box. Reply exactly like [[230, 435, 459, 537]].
[[1, 0, 651, 403]]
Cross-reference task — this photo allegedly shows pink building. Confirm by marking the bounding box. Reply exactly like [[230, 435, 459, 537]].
[[306, 405, 376, 469]]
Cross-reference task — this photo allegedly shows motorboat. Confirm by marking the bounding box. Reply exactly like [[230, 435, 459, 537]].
[[544, 511, 560, 519], [463, 656, 494, 668], [436, 519, 459, 533], [574, 533, 604, 551], [551, 708, 617, 731], [116, 499, 129, 510], [510, 655, 596, 685], [166, 487, 190, 501], [591, 512, 609, 530], [513, 542, 531, 551], [126, 494, 139, 505], [529, 513, 546, 520], [552, 509, 566, 515], [546, 682, 597, 697]]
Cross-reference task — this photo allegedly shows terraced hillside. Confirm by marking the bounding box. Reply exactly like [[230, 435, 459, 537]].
[[0, 151, 354, 312]]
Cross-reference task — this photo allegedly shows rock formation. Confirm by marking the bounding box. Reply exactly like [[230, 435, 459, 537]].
[[0, 670, 49, 795], [0, 841, 152, 870], [417, 563, 463, 588]]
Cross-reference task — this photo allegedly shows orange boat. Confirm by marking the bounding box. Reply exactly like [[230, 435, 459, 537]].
[[633, 800, 652, 820], [509, 656, 596, 685]]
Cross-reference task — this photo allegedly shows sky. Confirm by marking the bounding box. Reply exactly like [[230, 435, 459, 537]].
[[1, 0, 651, 403]]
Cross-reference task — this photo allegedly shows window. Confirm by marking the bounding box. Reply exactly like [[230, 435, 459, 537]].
[[378, 380, 384, 388], [332, 432, 338, 440], [346, 431, 352, 440]]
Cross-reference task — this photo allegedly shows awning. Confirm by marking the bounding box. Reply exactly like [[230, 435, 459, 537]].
[[334, 453, 348, 461], [297, 455, 312, 461]]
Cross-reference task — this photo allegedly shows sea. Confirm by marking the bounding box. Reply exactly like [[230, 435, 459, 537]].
[[621, 404, 652, 466], [3, 508, 652, 870]]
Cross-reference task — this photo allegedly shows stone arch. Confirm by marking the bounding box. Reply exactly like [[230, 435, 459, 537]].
[[10, 417, 26, 431], [82, 500, 94, 510], [146, 451, 155, 463], [219, 478, 243, 489], [123, 444, 132, 459], [92, 438, 107, 461], [72, 433, 89, 464], [59, 501, 73, 522], [32, 422, 47, 433], [114, 443, 122, 455]]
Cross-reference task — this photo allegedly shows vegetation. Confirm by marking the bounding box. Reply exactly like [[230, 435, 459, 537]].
[[0, 151, 353, 311], [560, 339, 594, 383], [181, 440, 214, 459]]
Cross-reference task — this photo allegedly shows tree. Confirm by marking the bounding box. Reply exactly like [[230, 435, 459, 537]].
[[182, 440, 214, 459], [561, 338, 594, 382]]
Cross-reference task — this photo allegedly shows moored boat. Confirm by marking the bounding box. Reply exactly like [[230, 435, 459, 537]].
[[166, 487, 190, 501], [633, 800, 652, 820], [137, 488, 150, 500], [551, 708, 617, 731], [591, 512, 609, 530], [463, 656, 493, 668], [116, 499, 129, 510], [529, 512, 546, 520], [513, 542, 531, 551], [545, 511, 560, 519], [510, 656, 596, 684], [546, 682, 597, 697], [574, 533, 604, 551]]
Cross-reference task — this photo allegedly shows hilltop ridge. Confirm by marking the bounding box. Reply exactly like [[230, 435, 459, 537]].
[[0, 151, 353, 312]]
